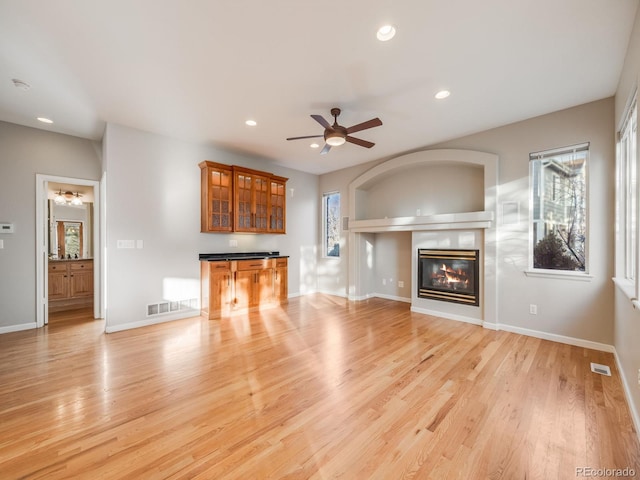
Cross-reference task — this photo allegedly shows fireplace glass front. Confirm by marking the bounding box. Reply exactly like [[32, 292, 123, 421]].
[[418, 249, 479, 306]]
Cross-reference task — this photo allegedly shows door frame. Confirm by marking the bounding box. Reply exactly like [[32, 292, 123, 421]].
[[35, 174, 103, 327]]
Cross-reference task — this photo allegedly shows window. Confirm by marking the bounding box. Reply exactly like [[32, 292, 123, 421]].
[[618, 98, 638, 283], [323, 192, 340, 257], [530, 143, 589, 272]]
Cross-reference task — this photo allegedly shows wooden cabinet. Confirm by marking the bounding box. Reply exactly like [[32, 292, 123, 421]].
[[200, 257, 288, 319], [200, 161, 233, 232], [200, 261, 233, 319], [235, 259, 273, 309], [269, 176, 287, 234], [199, 161, 287, 234], [48, 263, 70, 301], [70, 261, 94, 297], [234, 168, 270, 233], [48, 260, 93, 312], [274, 257, 288, 303]]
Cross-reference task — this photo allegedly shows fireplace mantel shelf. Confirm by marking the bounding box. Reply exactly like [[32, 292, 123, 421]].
[[349, 210, 494, 233]]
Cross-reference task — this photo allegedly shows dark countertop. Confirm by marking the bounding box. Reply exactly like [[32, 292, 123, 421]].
[[199, 251, 288, 261], [49, 257, 94, 262]]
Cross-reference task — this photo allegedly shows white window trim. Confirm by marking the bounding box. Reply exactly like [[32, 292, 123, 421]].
[[322, 191, 341, 259], [528, 143, 590, 275], [613, 92, 638, 302]]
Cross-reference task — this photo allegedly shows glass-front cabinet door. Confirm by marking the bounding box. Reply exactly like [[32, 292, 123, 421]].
[[269, 176, 287, 233], [199, 161, 233, 232], [234, 168, 269, 233]]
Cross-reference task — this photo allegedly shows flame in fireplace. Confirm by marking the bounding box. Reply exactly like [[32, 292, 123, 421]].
[[434, 263, 470, 288]]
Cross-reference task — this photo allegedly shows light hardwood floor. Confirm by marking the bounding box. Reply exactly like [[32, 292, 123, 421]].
[[1, 295, 639, 479]]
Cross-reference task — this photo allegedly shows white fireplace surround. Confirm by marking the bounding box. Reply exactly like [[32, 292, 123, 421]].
[[347, 149, 499, 328]]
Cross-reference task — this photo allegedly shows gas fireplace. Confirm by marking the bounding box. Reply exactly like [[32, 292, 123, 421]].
[[418, 249, 480, 306]]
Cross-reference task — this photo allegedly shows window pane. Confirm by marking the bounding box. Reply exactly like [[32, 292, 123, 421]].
[[323, 192, 340, 257], [530, 145, 588, 271], [624, 105, 637, 280]]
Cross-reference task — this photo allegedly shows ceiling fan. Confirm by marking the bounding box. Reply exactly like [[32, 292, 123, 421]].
[[286, 107, 382, 155]]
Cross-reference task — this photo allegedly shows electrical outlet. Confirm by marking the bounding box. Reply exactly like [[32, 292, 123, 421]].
[[229, 239, 238, 247], [398, 281, 404, 288], [529, 304, 537, 315], [382, 278, 386, 286]]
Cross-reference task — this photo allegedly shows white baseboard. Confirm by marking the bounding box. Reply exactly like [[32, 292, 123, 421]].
[[373, 293, 411, 303], [495, 323, 615, 353], [613, 349, 640, 442], [0, 322, 37, 334], [105, 311, 197, 333], [316, 289, 348, 299], [410, 306, 483, 326]]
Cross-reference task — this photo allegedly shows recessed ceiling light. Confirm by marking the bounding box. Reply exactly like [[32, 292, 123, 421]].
[[37, 117, 53, 124], [377, 25, 396, 41], [435, 90, 451, 100], [310, 143, 320, 149], [245, 119, 257, 126]]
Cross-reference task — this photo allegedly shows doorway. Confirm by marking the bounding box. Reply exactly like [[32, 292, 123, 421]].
[[35, 174, 102, 328]]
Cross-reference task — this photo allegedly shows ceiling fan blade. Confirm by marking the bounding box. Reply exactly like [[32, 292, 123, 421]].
[[320, 143, 332, 155], [346, 117, 382, 134], [311, 115, 332, 130], [286, 134, 324, 141], [346, 136, 375, 148]]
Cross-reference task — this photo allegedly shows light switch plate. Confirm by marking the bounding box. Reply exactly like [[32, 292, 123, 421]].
[[117, 240, 135, 249]]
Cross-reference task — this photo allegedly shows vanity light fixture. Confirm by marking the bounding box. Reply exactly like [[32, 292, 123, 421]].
[[54, 190, 83, 206], [54, 190, 66, 205], [71, 193, 83, 206], [377, 24, 396, 41]]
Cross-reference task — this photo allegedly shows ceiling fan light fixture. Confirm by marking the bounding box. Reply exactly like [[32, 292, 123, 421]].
[[326, 134, 346, 147], [377, 24, 396, 41]]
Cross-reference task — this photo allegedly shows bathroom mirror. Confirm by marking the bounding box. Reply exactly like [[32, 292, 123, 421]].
[[57, 221, 82, 258], [48, 201, 93, 259]]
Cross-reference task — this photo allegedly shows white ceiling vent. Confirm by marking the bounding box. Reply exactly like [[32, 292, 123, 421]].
[[590, 362, 611, 376]]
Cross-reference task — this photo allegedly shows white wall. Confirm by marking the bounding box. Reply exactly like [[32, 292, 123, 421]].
[[364, 164, 484, 219], [435, 99, 615, 345], [0, 121, 102, 331], [317, 161, 386, 296], [319, 97, 615, 346], [373, 231, 412, 301], [614, 6, 640, 430], [102, 123, 318, 331]]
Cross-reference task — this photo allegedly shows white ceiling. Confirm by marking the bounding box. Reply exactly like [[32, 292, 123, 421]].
[[0, 0, 637, 175]]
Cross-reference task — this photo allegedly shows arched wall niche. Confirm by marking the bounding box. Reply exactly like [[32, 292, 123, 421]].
[[347, 149, 499, 327]]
